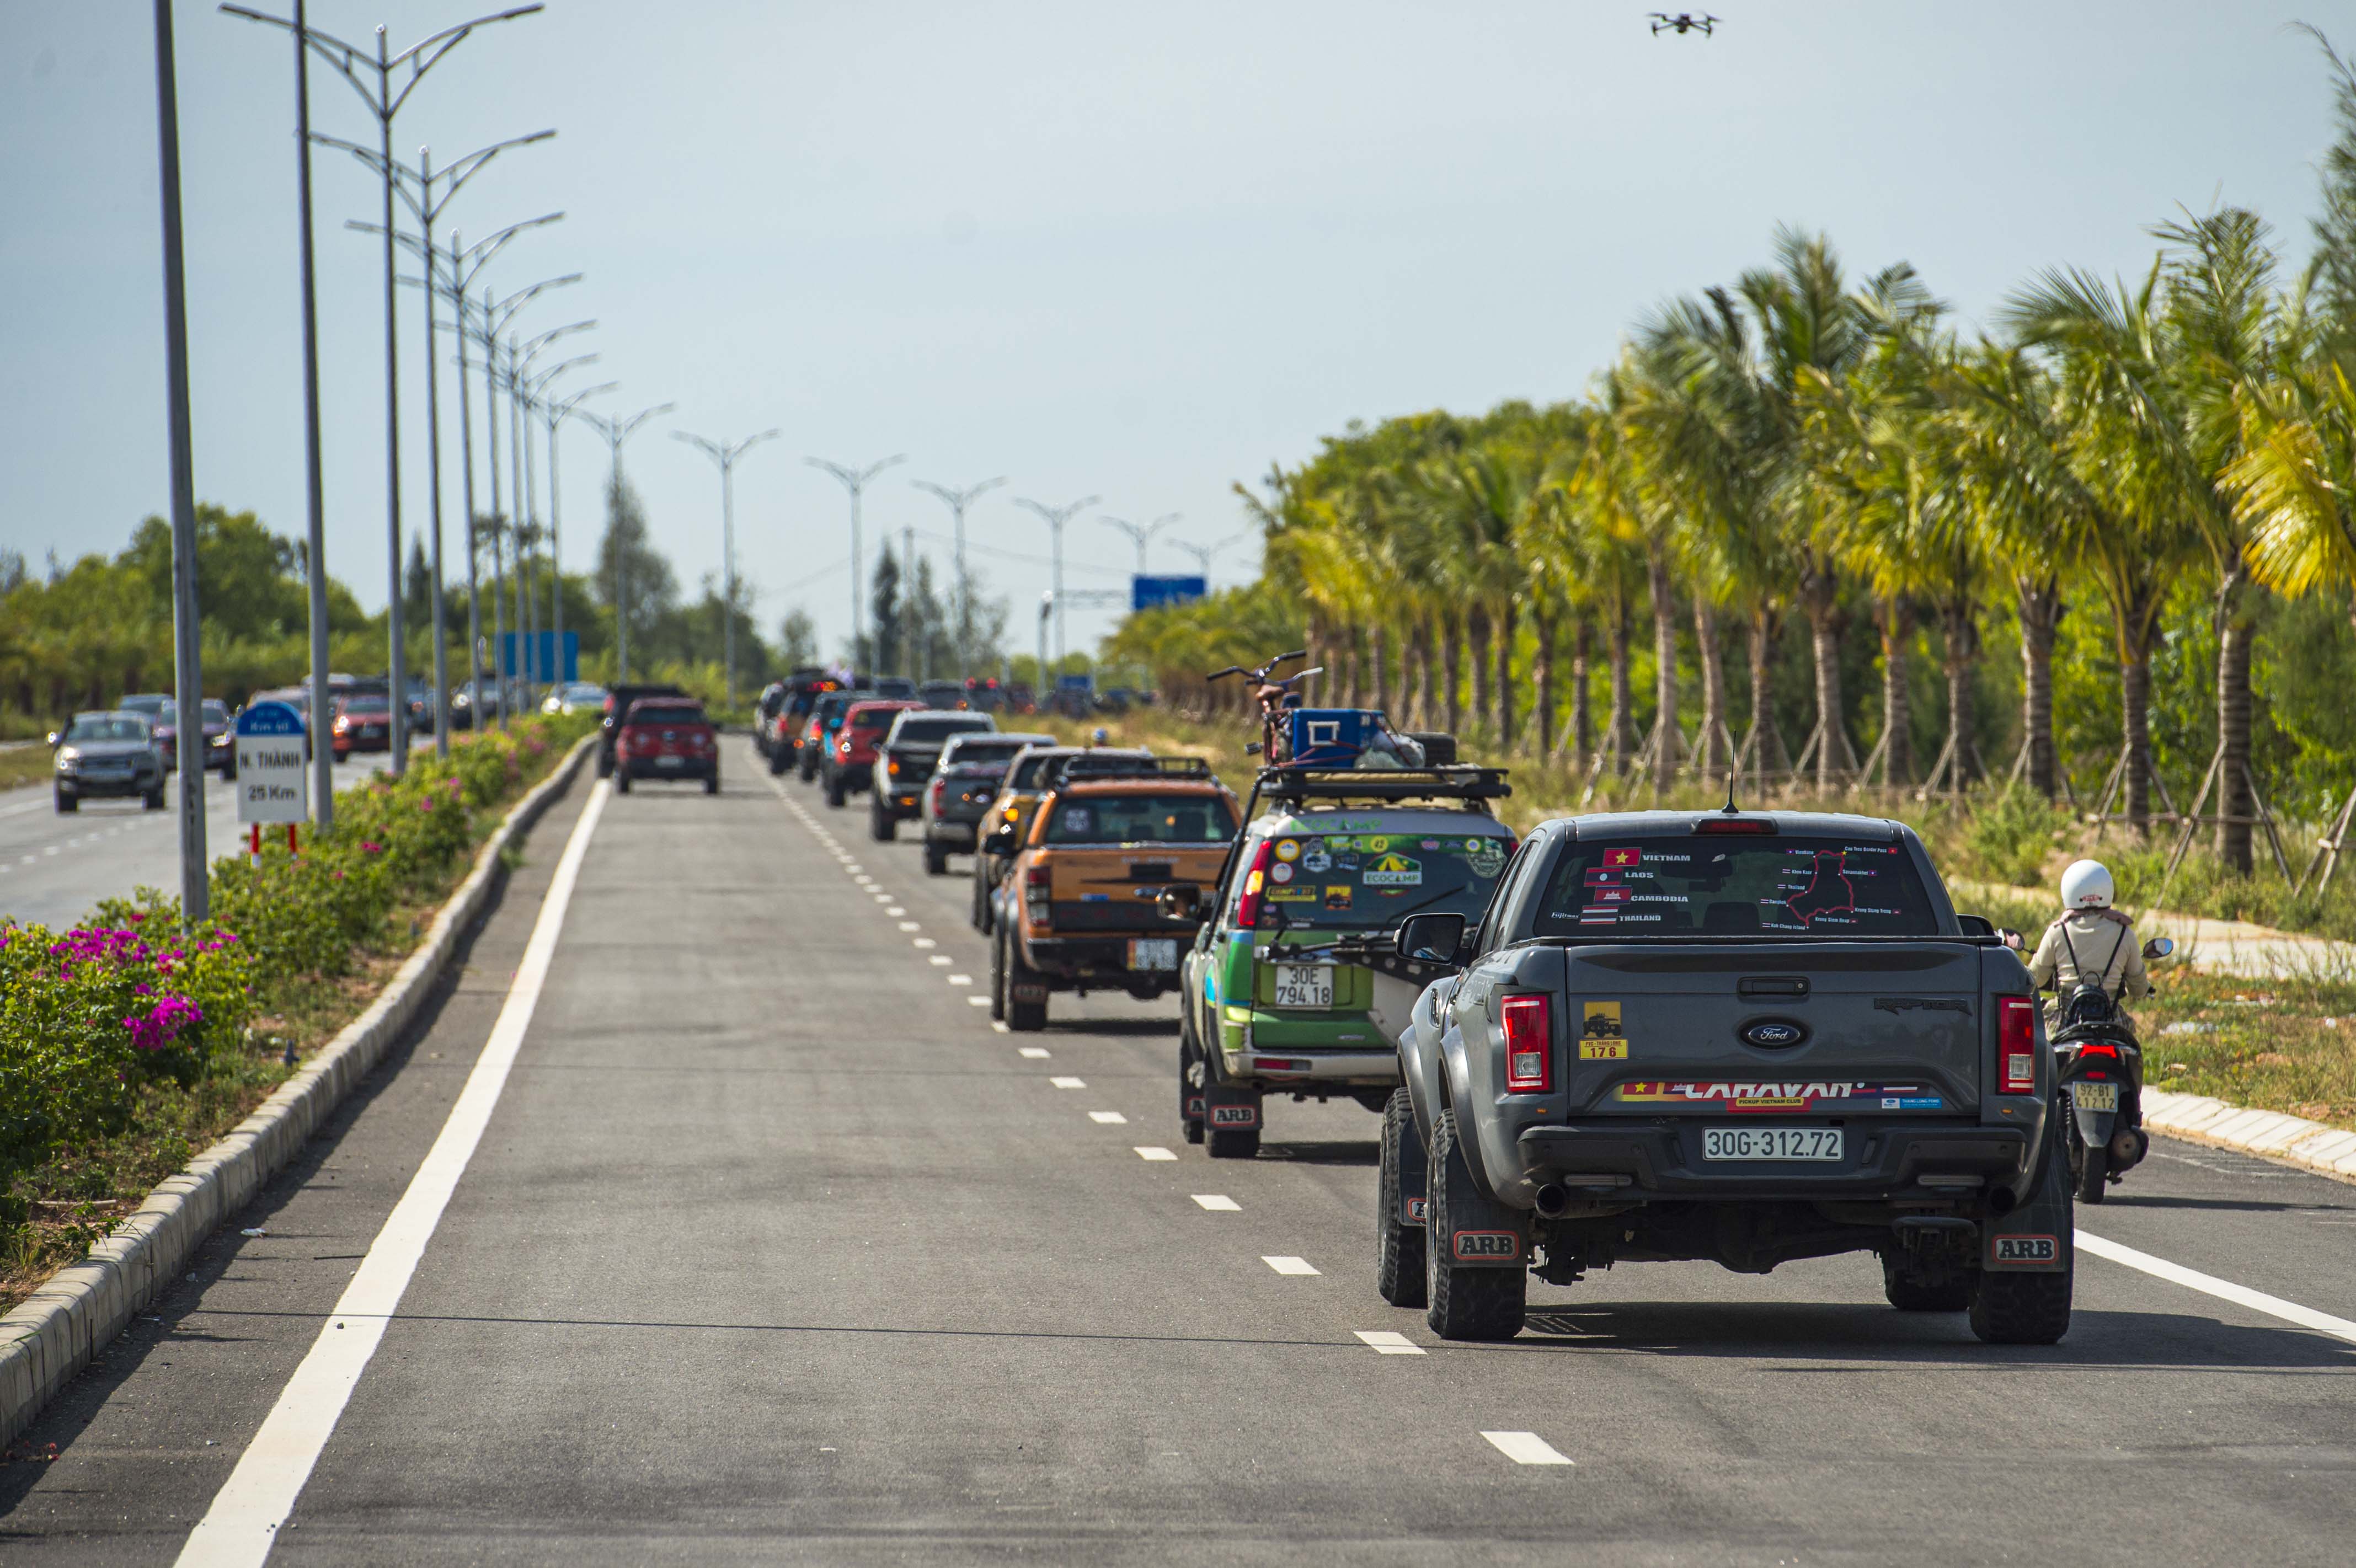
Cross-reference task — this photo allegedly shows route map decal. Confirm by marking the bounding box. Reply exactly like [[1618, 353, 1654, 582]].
[[1782, 850, 1856, 927]]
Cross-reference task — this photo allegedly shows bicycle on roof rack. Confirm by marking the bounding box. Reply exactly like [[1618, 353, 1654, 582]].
[[1206, 648, 1464, 774]]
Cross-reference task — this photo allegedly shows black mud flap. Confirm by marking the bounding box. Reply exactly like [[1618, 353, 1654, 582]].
[[1430, 1114, 1530, 1268], [1204, 1083, 1260, 1133], [1383, 1090, 1428, 1227], [1984, 1134, 2073, 1273]]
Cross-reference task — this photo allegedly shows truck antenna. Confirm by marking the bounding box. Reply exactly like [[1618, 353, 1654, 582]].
[[1722, 773, 1741, 815]]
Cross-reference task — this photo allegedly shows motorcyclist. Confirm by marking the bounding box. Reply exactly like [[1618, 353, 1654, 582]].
[[2025, 859, 2151, 1026]]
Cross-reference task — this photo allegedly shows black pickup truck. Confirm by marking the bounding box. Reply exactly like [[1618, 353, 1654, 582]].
[[1381, 809, 2070, 1346], [869, 709, 997, 842]]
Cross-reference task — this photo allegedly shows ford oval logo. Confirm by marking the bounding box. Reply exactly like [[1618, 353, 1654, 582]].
[[1741, 1018, 1808, 1050]]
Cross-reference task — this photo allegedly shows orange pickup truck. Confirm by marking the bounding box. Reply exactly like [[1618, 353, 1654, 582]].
[[985, 758, 1240, 1031]]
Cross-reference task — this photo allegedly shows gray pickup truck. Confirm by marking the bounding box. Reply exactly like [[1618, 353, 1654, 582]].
[[1382, 809, 2071, 1346]]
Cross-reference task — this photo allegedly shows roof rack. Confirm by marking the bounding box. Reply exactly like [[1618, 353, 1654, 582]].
[[1058, 754, 1219, 783], [1253, 764, 1510, 804]]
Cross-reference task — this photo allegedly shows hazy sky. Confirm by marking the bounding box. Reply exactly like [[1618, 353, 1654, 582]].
[[6, 1, 2355, 663]]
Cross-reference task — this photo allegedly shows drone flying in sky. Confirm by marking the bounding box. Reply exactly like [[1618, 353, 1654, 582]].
[[1649, 12, 1719, 35]]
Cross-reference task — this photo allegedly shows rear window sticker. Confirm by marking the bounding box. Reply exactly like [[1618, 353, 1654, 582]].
[[1323, 886, 1354, 911], [1270, 861, 1295, 884], [1268, 885, 1317, 902], [1363, 854, 1422, 887], [1274, 838, 1302, 862], [1465, 837, 1506, 877], [1301, 847, 1332, 874]]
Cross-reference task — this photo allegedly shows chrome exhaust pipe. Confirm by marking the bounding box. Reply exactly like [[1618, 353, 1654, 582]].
[[1534, 1183, 1569, 1218], [2110, 1128, 2147, 1167]]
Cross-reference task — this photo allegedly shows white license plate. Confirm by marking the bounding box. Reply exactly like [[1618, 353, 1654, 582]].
[[1128, 938, 1178, 971], [656, 756, 684, 768], [1272, 964, 1334, 1009], [2072, 1082, 2118, 1111], [1702, 1127, 1844, 1162]]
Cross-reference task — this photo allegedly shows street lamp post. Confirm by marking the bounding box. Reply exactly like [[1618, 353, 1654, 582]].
[[504, 327, 595, 697], [1099, 512, 1182, 576], [542, 381, 619, 688], [152, 0, 207, 923], [219, 3, 546, 777], [912, 476, 1005, 678], [678, 430, 781, 708], [456, 272, 580, 724], [336, 133, 554, 760], [576, 403, 672, 683], [1171, 529, 1253, 590], [1013, 495, 1099, 671], [808, 456, 906, 670]]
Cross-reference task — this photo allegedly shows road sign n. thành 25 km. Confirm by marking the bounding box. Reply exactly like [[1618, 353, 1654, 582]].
[[234, 700, 309, 824]]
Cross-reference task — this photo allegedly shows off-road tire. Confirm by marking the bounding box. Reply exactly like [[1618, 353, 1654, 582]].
[[1408, 731, 1457, 767], [597, 750, 615, 779], [616, 773, 631, 794], [1005, 933, 1049, 1032], [924, 843, 949, 876], [825, 773, 846, 809], [870, 804, 895, 842], [143, 787, 167, 811], [55, 788, 77, 814], [768, 746, 788, 776], [1424, 1110, 1525, 1341], [1205, 1120, 1259, 1160], [973, 868, 993, 934], [1882, 1254, 1971, 1312], [704, 771, 719, 796], [1377, 1088, 1428, 1309], [1178, 1011, 1208, 1145]]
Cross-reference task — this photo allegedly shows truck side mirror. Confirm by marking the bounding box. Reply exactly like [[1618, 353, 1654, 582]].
[[46, 730, 60, 749], [2143, 936, 2174, 961], [982, 827, 1017, 857], [1157, 885, 1202, 922], [1999, 929, 2025, 952], [1396, 912, 1467, 965], [1956, 914, 1995, 937]]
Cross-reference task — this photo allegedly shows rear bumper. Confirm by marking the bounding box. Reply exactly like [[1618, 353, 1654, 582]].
[[1019, 934, 1183, 991], [831, 762, 873, 790], [1219, 1044, 1398, 1088], [925, 819, 979, 848], [1508, 1120, 2035, 1205], [58, 771, 158, 799], [878, 783, 923, 817], [622, 756, 717, 780]]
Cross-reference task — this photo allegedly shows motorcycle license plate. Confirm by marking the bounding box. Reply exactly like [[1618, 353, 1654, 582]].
[[1272, 965, 1334, 1008], [2072, 1081, 2118, 1112], [1128, 938, 1178, 971], [1702, 1127, 1843, 1162]]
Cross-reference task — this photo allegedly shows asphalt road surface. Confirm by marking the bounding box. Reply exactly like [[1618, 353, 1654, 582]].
[[4, 737, 2354, 1564], [0, 749, 400, 932]]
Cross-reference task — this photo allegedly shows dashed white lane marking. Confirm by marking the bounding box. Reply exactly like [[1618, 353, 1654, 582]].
[[928, 955, 952, 966], [965, 995, 991, 1007], [1018, 1047, 1050, 1058], [871, 894, 892, 904], [1049, 1076, 1086, 1089], [1192, 1194, 1239, 1211], [174, 780, 610, 1567], [991, 1021, 1010, 1034], [1136, 1147, 1176, 1161], [898, 921, 921, 932], [2075, 1229, 2356, 1345], [913, 937, 937, 949], [947, 973, 973, 986], [1482, 1431, 1573, 1466], [1354, 1330, 1425, 1356], [1263, 1255, 1319, 1276], [1089, 1110, 1128, 1125]]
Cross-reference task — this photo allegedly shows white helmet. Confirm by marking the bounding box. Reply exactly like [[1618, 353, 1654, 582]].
[[2060, 859, 2114, 911]]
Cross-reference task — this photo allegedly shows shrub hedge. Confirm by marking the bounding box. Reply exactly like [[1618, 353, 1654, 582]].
[[0, 715, 590, 1223]]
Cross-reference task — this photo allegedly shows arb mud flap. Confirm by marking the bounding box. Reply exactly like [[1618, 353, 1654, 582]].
[[1204, 1083, 1260, 1134], [1983, 1133, 2073, 1273], [1431, 1119, 1530, 1268]]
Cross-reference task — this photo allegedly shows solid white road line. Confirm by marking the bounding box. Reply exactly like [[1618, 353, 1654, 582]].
[[2075, 1228, 2356, 1346], [1482, 1431, 1573, 1466], [1135, 1147, 1177, 1161], [173, 780, 609, 1568], [1263, 1255, 1319, 1276], [1354, 1330, 1425, 1356], [1089, 1110, 1129, 1124], [1049, 1076, 1086, 1089], [1018, 1047, 1050, 1058], [1192, 1194, 1240, 1211]]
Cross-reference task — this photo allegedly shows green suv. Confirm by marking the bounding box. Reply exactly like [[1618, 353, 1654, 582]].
[[1173, 767, 1514, 1158]]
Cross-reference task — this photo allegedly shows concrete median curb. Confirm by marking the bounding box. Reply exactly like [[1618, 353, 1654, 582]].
[[0, 732, 595, 1448], [2147, 1088, 2356, 1186]]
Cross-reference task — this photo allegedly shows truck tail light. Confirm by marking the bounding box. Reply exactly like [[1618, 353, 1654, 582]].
[[1999, 995, 2037, 1093], [930, 777, 948, 811], [1501, 995, 1552, 1093], [1233, 839, 1277, 929], [1024, 865, 1051, 927]]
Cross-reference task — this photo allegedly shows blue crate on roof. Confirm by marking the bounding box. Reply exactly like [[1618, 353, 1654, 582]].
[[1288, 709, 1376, 768]]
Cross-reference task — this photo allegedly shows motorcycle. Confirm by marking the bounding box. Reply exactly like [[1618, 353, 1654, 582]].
[[2048, 934, 2174, 1203]]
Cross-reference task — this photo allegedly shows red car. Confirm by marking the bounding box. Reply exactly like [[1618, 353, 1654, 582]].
[[330, 693, 393, 761], [820, 698, 921, 809], [613, 698, 719, 795]]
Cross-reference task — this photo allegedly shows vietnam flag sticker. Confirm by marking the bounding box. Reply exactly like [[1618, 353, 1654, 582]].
[[1604, 847, 1641, 869]]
